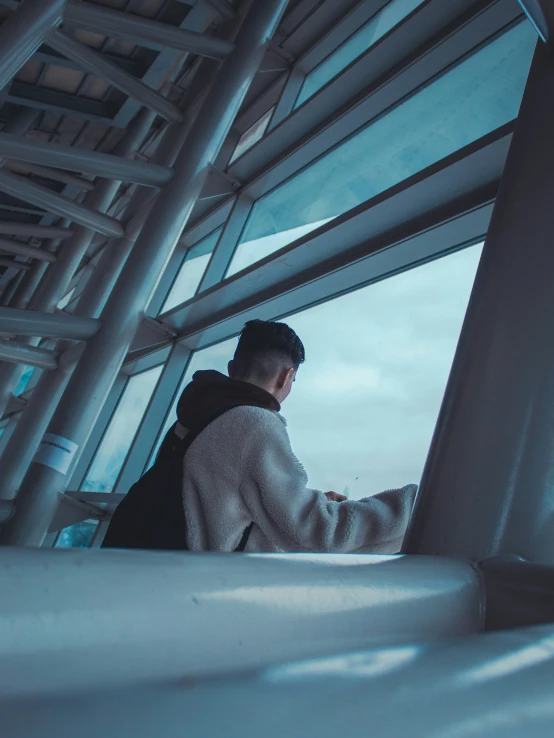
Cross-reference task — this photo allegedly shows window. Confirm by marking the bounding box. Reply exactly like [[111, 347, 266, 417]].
[[14, 365, 35, 397], [283, 245, 482, 497], [295, 0, 427, 109], [227, 22, 535, 277], [229, 107, 275, 165], [160, 227, 223, 314], [55, 520, 98, 548], [148, 245, 480, 497], [147, 339, 236, 468], [82, 365, 163, 492]]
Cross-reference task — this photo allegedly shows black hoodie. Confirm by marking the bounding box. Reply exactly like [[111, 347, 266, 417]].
[[102, 370, 279, 550]]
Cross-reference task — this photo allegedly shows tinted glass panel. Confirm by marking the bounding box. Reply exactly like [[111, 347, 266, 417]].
[[295, 0, 427, 108], [82, 365, 163, 492], [229, 107, 274, 164], [283, 246, 482, 497], [228, 23, 535, 276], [161, 228, 223, 313], [55, 520, 98, 548]]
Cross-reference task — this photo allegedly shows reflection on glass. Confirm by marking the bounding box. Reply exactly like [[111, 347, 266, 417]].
[[82, 365, 163, 492], [284, 246, 482, 498], [228, 22, 535, 276], [295, 0, 426, 109], [229, 107, 275, 165], [161, 227, 223, 314], [147, 338, 236, 469], [55, 520, 98, 548], [14, 365, 35, 397]]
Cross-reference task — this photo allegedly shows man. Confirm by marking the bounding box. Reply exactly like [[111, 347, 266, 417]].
[[103, 320, 416, 552]]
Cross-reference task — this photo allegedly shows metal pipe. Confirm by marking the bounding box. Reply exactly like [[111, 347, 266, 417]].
[[0, 222, 72, 239], [65, 0, 235, 59], [0, 0, 65, 92], [0, 132, 174, 187], [0, 257, 30, 271], [0, 236, 56, 262], [403, 44, 554, 563], [0, 171, 124, 238], [6, 161, 95, 192], [0, 550, 481, 698], [0, 339, 57, 370], [1, 0, 290, 546], [48, 30, 184, 125], [7, 621, 554, 738], [1, 273, 23, 306], [0, 307, 99, 340], [8, 232, 64, 309]]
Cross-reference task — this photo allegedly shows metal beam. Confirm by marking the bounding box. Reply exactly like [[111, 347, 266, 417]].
[[6, 162, 95, 192], [0, 171, 124, 238], [47, 30, 184, 125], [0, 235, 56, 262], [6, 82, 118, 124], [0, 338, 57, 370], [0, 307, 99, 340], [64, 0, 236, 59], [0, 548, 481, 698], [0, 134, 174, 188], [0, 0, 65, 92], [0, 257, 30, 271], [34, 43, 147, 77], [0, 222, 73, 240], [1, 0, 291, 547]]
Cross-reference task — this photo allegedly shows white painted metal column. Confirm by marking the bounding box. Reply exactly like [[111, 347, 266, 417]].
[[404, 39, 554, 563]]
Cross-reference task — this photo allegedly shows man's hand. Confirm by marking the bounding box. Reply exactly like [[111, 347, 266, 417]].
[[325, 491, 348, 502]]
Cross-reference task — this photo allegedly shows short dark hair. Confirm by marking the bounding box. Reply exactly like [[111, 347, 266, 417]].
[[232, 320, 305, 382]]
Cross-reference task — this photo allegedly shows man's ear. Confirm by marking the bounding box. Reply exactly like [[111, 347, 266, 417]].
[[277, 367, 295, 389]]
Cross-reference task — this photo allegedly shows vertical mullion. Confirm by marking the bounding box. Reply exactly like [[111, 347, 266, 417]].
[[67, 373, 127, 493], [114, 342, 193, 494], [197, 192, 254, 291], [269, 65, 307, 128]]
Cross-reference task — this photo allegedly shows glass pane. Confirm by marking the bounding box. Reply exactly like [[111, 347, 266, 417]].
[[228, 22, 535, 276], [161, 227, 223, 314], [147, 338, 236, 469], [295, 0, 427, 109], [284, 245, 482, 498], [229, 107, 275, 165], [82, 365, 163, 492], [55, 520, 98, 548], [14, 365, 35, 397]]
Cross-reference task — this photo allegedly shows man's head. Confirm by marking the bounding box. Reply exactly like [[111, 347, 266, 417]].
[[228, 320, 305, 404]]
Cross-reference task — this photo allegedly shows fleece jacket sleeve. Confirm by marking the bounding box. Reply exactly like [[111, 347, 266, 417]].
[[239, 410, 417, 554]]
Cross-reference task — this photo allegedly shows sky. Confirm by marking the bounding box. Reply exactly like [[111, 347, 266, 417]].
[[83, 242, 482, 499]]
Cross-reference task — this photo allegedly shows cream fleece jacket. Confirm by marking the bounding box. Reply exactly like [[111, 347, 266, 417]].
[[178, 406, 417, 553]]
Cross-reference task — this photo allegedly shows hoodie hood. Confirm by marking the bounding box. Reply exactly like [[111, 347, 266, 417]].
[[177, 370, 280, 430]]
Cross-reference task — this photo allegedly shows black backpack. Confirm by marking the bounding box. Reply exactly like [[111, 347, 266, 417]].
[[102, 408, 253, 551]]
